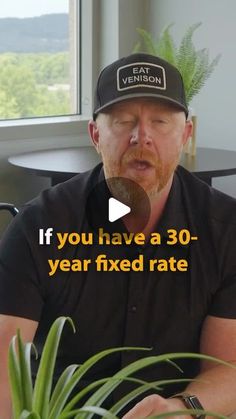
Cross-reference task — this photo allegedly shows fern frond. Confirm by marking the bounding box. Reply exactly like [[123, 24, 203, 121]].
[[176, 23, 201, 88], [156, 23, 177, 66], [135, 28, 158, 55], [133, 23, 221, 105], [187, 50, 221, 103], [133, 42, 142, 53], [206, 53, 221, 77], [183, 48, 207, 102]]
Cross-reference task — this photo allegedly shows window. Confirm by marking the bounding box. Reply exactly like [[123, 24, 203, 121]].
[[0, 0, 80, 121]]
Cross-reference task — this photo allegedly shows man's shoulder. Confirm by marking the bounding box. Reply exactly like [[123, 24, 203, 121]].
[[177, 165, 236, 226]]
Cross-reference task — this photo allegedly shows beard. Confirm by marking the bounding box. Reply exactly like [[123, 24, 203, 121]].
[[102, 146, 182, 199]]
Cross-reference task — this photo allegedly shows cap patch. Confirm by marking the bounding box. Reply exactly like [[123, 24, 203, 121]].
[[117, 62, 166, 91]]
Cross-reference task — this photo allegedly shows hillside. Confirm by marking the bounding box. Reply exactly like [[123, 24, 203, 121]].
[[0, 14, 68, 53]]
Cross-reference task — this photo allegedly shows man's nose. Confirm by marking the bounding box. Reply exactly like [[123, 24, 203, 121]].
[[130, 121, 152, 146]]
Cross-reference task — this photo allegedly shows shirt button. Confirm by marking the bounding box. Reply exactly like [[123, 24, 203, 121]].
[[131, 305, 137, 312]]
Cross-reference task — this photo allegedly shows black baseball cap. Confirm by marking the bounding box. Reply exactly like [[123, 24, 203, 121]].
[[93, 53, 188, 119]]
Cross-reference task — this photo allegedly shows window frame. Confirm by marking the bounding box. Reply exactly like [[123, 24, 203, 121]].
[[0, 0, 95, 146]]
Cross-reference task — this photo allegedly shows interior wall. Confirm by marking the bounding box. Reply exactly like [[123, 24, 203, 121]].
[[147, 0, 236, 196], [98, 0, 148, 69]]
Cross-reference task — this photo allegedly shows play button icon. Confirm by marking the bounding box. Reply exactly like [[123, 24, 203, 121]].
[[108, 197, 131, 222], [86, 172, 151, 234]]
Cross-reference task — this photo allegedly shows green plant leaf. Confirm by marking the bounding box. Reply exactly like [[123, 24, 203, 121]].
[[61, 375, 162, 415], [9, 317, 232, 419], [74, 405, 119, 418], [59, 377, 114, 416], [156, 23, 177, 66], [81, 355, 170, 416], [82, 352, 236, 419], [50, 346, 151, 418], [133, 41, 142, 53], [49, 364, 79, 414], [110, 378, 198, 415], [176, 22, 202, 77], [135, 28, 158, 55], [16, 329, 34, 411], [8, 335, 24, 418], [133, 22, 221, 105], [187, 50, 221, 103], [32, 316, 75, 418], [61, 359, 180, 414], [19, 411, 41, 419], [176, 23, 221, 104]]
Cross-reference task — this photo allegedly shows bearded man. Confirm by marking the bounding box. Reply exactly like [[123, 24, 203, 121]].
[[1, 53, 236, 418]]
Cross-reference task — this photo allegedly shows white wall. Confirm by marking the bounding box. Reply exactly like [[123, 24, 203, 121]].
[[148, 0, 236, 196], [97, 0, 148, 69]]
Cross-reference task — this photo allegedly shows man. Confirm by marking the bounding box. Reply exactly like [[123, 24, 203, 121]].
[[1, 53, 236, 418]]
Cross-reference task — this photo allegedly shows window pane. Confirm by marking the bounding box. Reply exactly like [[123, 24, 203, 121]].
[[0, 0, 79, 120]]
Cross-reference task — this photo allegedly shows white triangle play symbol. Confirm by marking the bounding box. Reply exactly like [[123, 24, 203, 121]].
[[108, 197, 131, 222]]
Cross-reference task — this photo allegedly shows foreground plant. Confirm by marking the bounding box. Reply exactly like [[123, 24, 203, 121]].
[[134, 23, 221, 105], [8, 316, 231, 418]]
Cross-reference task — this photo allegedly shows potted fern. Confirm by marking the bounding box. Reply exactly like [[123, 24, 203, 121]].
[[134, 23, 221, 154], [134, 23, 220, 106], [8, 316, 232, 418]]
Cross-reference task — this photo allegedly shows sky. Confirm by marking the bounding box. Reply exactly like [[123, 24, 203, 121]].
[[0, 0, 68, 18]]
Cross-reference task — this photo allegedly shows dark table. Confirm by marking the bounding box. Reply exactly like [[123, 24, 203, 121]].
[[9, 146, 236, 186]]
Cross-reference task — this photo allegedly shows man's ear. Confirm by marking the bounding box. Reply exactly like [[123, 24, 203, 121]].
[[88, 119, 100, 153], [183, 119, 193, 146]]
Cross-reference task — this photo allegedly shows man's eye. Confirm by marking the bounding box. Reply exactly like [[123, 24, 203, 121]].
[[121, 119, 135, 123], [153, 119, 167, 124], [117, 120, 135, 125]]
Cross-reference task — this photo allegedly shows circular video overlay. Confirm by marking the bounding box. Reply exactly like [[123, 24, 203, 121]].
[[86, 176, 151, 234]]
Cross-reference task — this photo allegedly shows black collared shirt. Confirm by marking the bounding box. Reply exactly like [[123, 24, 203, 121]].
[[0, 164, 236, 400]]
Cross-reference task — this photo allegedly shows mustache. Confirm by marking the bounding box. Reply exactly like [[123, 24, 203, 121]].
[[121, 147, 159, 166]]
